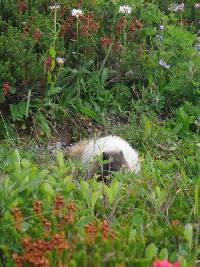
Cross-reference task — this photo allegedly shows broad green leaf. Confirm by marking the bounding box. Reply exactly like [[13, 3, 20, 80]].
[[49, 46, 56, 57], [145, 243, 158, 260], [184, 223, 193, 249], [91, 191, 101, 209], [40, 182, 54, 198], [77, 215, 96, 227], [159, 248, 168, 260]]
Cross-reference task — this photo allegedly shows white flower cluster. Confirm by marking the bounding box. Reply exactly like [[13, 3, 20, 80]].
[[168, 3, 184, 12], [119, 5, 132, 14], [159, 59, 170, 69], [71, 9, 84, 18], [49, 4, 60, 10], [194, 3, 200, 8]]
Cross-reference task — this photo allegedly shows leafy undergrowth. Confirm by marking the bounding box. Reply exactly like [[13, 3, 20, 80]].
[[0, 117, 200, 267]]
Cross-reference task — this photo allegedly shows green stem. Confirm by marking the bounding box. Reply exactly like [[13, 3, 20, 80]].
[[98, 43, 113, 76], [76, 19, 79, 57], [53, 9, 57, 48], [124, 16, 127, 47]]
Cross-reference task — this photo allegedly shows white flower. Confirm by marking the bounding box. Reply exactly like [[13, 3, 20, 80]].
[[49, 4, 60, 10], [159, 59, 170, 69], [56, 57, 65, 65], [195, 3, 200, 8], [159, 25, 164, 30], [196, 43, 200, 52], [71, 9, 84, 18], [119, 5, 132, 14], [168, 3, 184, 12]]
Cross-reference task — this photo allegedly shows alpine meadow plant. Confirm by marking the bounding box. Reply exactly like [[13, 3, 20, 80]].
[[0, 147, 200, 266]]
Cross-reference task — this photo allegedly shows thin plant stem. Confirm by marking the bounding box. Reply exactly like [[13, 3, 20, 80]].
[[76, 18, 79, 57], [0, 111, 12, 143], [53, 9, 57, 48]]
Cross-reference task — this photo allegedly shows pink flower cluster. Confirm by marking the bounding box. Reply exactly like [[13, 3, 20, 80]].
[[153, 259, 180, 267]]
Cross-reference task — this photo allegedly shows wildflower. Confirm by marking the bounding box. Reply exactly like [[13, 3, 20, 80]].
[[196, 43, 200, 52], [44, 57, 52, 73], [22, 25, 29, 35], [18, 1, 27, 13], [2, 82, 11, 96], [71, 9, 84, 18], [42, 218, 51, 237], [33, 200, 42, 215], [153, 259, 180, 267], [56, 57, 65, 65], [11, 208, 23, 231], [168, 3, 184, 12], [159, 59, 170, 69], [33, 29, 41, 41], [119, 5, 132, 14], [115, 16, 126, 34], [84, 222, 98, 244], [79, 14, 100, 36], [114, 42, 123, 52], [100, 37, 112, 46], [12, 253, 23, 267], [29, 15, 35, 22], [66, 201, 77, 211], [171, 220, 180, 226], [159, 25, 164, 30], [130, 17, 143, 32], [49, 4, 60, 10], [53, 194, 64, 215], [100, 219, 115, 240], [195, 3, 200, 8]]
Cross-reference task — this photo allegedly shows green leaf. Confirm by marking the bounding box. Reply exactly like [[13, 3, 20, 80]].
[[184, 223, 193, 249], [21, 221, 30, 232], [159, 248, 168, 260], [132, 214, 143, 228], [80, 181, 91, 207], [104, 181, 120, 204], [77, 216, 96, 227], [145, 243, 158, 260], [91, 191, 101, 209], [35, 113, 51, 137], [40, 182, 54, 198], [78, 105, 103, 124], [56, 151, 64, 169], [49, 47, 56, 58], [179, 256, 188, 267]]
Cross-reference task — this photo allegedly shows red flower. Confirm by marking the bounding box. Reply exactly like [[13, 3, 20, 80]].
[[33, 30, 41, 41], [79, 14, 99, 37], [115, 16, 126, 34], [153, 259, 180, 267], [44, 57, 52, 73], [2, 82, 11, 96], [100, 37, 112, 47], [18, 1, 27, 13], [171, 220, 180, 226]]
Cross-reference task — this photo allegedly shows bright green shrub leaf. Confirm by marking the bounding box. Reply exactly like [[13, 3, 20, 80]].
[[145, 243, 158, 260], [49, 47, 56, 58], [40, 182, 54, 198], [77, 216, 96, 227], [159, 248, 168, 260], [184, 223, 193, 249]]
